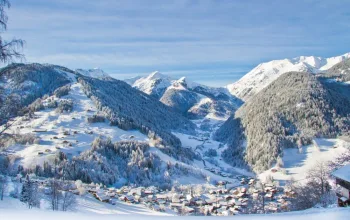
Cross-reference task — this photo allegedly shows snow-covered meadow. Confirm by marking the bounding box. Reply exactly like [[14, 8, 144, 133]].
[[259, 138, 350, 184], [1, 196, 349, 220]]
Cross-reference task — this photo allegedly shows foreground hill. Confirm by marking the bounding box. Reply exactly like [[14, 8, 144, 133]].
[[0, 63, 74, 125], [126, 72, 242, 119], [78, 75, 197, 158], [227, 53, 350, 101], [217, 71, 350, 172]]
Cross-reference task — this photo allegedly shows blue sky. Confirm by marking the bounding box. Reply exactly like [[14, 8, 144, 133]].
[[4, 0, 350, 86]]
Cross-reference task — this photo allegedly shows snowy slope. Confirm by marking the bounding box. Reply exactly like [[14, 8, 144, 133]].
[[227, 52, 350, 101], [76, 68, 110, 79], [1, 82, 149, 168], [1, 195, 350, 220], [259, 138, 350, 184], [0, 195, 172, 218]]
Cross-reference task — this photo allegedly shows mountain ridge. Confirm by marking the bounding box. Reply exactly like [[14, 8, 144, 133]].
[[227, 52, 350, 101], [126, 72, 242, 119]]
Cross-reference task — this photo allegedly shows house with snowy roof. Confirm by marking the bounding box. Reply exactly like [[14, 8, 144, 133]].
[[332, 164, 350, 207], [95, 192, 110, 203]]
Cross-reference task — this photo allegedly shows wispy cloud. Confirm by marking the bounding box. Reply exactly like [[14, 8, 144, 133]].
[[3, 0, 350, 86]]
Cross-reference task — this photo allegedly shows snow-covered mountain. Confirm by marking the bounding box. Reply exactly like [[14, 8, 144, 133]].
[[131, 71, 172, 99], [76, 68, 110, 79], [218, 70, 350, 172], [126, 72, 243, 119], [1, 61, 350, 218], [227, 53, 350, 101], [0, 63, 240, 187]]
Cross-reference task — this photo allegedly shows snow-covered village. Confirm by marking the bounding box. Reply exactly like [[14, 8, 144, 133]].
[[1, 0, 350, 219]]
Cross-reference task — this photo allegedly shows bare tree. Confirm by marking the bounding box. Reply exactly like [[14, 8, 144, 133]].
[[60, 181, 76, 211], [289, 182, 319, 210], [289, 162, 334, 210], [48, 179, 76, 211], [255, 181, 266, 214], [0, 0, 25, 63], [306, 161, 331, 196], [61, 191, 75, 211], [0, 175, 7, 200], [48, 178, 61, 211]]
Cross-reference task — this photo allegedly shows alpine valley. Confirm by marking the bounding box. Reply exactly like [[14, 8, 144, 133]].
[[1, 53, 350, 217]]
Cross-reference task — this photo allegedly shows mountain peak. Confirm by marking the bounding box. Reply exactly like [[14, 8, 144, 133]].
[[147, 71, 169, 80], [132, 71, 172, 98], [177, 77, 187, 85]]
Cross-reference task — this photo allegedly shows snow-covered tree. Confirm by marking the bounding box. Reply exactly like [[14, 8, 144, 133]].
[[20, 175, 39, 209]]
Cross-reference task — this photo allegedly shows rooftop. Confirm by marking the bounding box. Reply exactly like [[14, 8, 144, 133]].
[[332, 164, 350, 182]]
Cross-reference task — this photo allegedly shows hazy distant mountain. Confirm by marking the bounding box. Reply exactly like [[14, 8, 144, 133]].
[[76, 68, 110, 79], [124, 75, 142, 85], [227, 53, 350, 101]]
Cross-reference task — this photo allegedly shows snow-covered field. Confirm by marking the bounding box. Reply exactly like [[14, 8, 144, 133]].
[[1, 196, 349, 220], [0, 195, 172, 219], [259, 138, 350, 184]]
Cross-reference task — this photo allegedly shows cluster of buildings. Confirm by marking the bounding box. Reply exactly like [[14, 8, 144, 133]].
[[85, 178, 297, 216], [13, 163, 350, 215]]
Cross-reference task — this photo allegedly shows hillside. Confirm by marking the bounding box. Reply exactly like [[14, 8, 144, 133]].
[[322, 58, 350, 82], [0, 63, 241, 187], [77, 75, 198, 160], [217, 71, 350, 172], [0, 63, 74, 125], [227, 53, 350, 101]]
